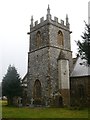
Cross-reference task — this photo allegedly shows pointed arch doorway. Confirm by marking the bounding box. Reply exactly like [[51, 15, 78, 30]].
[[33, 79, 42, 105]]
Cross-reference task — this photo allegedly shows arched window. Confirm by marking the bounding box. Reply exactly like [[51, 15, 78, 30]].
[[57, 30, 64, 46], [33, 79, 41, 99], [36, 31, 41, 48]]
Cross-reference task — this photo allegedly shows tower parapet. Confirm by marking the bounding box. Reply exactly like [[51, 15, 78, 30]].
[[54, 17, 58, 22], [61, 20, 64, 25], [30, 5, 70, 31], [40, 17, 44, 23], [35, 20, 38, 26]]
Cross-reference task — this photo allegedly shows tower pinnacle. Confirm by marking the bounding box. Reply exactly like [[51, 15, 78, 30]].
[[47, 4, 50, 14], [30, 15, 34, 27], [46, 4, 51, 20], [66, 14, 69, 28], [66, 14, 68, 23]]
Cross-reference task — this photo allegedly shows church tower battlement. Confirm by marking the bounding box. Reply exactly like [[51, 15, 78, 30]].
[[29, 5, 71, 52], [27, 5, 73, 106], [30, 5, 69, 30]]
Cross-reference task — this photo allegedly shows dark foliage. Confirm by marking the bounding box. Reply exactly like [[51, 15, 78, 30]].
[[2, 65, 22, 105], [77, 22, 90, 65]]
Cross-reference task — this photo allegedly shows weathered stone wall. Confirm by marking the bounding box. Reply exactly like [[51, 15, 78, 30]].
[[49, 47, 72, 106], [30, 23, 49, 52], [49, 23, 71, 50], [28, 47, 51, 102], [27, 12, 73, 106], [70, 76, 89, 106]]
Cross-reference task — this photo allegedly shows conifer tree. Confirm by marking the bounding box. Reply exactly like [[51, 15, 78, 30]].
[[2, 65, 22, 105], [77, 22, 90, 65]]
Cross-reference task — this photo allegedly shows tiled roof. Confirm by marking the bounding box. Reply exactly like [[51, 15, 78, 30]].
[[71, 57, 90, 77]]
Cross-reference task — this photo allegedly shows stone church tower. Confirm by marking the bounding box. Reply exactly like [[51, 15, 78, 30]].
[[27, 5, 73, 106]]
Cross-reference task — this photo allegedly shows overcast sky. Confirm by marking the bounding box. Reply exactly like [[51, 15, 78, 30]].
[[0, 0, 89, 82]]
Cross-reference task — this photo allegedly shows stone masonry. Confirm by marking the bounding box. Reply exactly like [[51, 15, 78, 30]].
[[27, 5, 73, 106]]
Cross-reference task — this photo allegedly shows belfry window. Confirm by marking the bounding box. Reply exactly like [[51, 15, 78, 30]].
[[57, 30, 64, 46], [36, 31, 41, 48]]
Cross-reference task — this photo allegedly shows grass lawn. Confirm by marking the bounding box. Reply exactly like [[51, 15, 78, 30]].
[[1, 100, 89, 118]]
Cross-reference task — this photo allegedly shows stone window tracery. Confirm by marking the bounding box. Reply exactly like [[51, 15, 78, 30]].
[[57, 30, 64, 46], [36, 31, 41, 48]]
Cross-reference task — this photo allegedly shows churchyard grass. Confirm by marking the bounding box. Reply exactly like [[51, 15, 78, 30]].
[[1, 100, 88, 118]]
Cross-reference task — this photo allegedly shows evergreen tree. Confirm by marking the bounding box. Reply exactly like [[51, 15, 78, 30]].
[[2, 65, 22, 105], [77, 22, 90, 65]]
